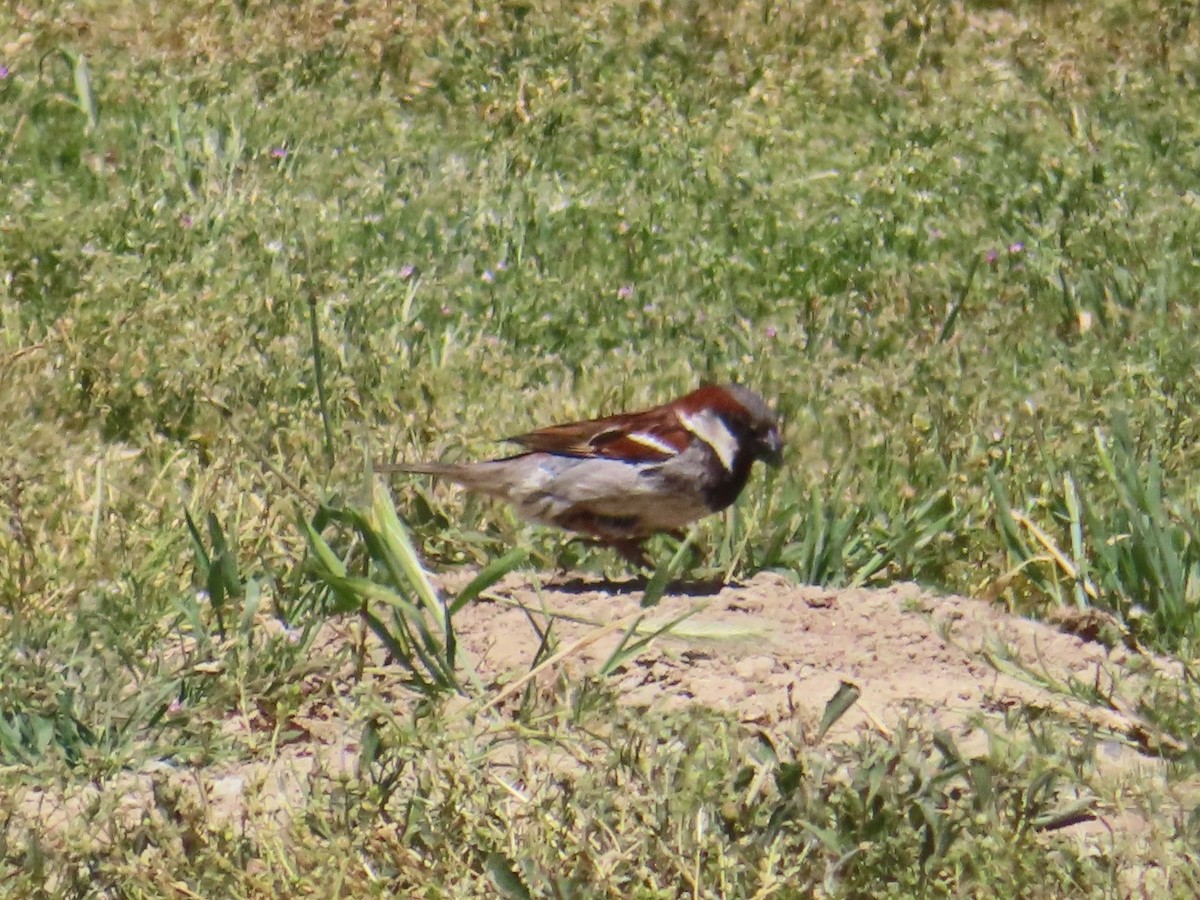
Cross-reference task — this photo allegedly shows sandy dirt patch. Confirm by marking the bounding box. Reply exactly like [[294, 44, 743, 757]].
[[448, 571, 1161, 753], [12, 573, 1174, 853]]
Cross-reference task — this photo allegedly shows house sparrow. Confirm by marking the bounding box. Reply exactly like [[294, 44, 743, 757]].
[[381, 384, 782, 565]]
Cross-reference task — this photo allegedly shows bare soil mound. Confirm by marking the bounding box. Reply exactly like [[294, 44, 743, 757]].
[[448, 571, 1156, 750], [15, 574, 1170, 851]]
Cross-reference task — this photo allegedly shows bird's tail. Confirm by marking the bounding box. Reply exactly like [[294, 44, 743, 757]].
[[376, 459, 514, 500], [375, 460, 474, 480]]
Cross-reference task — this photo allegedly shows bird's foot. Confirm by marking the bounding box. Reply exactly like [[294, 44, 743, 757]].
[[603, 539, 653, 570]]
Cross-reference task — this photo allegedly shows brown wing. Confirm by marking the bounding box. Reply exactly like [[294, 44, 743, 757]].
[[507, 403, 693, 463]]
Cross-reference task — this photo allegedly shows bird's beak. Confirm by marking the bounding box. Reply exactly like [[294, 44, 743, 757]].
[[759, 428, 784, 467]]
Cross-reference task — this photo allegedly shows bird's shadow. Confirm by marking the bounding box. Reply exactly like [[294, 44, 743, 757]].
[[544, 574, 735, 598]]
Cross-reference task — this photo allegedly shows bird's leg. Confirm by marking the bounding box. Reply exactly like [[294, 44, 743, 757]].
[[605, 538, 652, 570], [554, 535, 648, 573], [557, 511, 653, 570]]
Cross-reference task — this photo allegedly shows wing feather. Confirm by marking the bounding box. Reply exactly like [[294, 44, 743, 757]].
[[507, 404, 692, 462]]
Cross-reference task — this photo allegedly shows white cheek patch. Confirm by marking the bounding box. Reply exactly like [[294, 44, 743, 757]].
[[625, 431, 680, 457], [678, 409, 738, 472]]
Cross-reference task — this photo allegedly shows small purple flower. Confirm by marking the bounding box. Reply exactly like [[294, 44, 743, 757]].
[[496, 260, 508, 272], [481, 270, 495, 284], [928, 228, 944, 241], [0, 66, 10, 80], [399, 264, 415, 279], [1008, 241, 1025, 255], [985, 248, 999, 265], [180, 214, 194, 228], [271, 146, 288, 159], [765, 325, 778, 339], [440, 304, 452, 316], [168, 699, 183, 714], [617, 284, 634, 300]]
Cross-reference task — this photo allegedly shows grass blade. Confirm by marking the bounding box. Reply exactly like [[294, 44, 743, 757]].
[[816, 680, 861, 741], [597, 604, 704, 677], [449, 548, 529, 615], [71, 52, 98, 130]]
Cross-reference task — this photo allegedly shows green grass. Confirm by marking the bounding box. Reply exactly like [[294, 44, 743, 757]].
[[4, 0, 1200, 893]]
